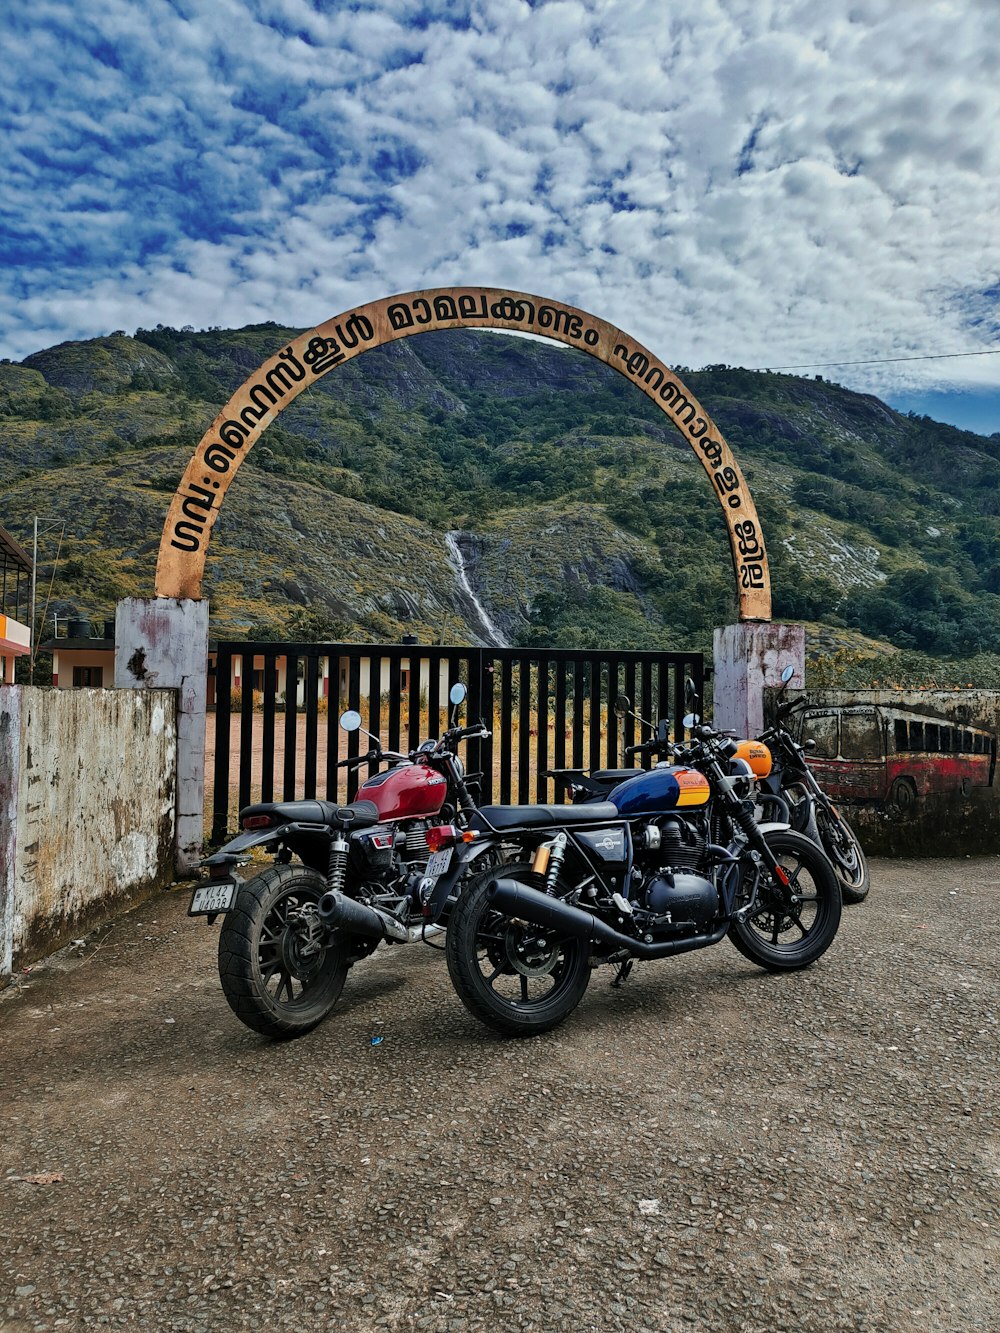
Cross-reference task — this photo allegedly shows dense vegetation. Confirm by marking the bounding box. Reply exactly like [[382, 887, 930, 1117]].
[[2, 323, 1000, 682]]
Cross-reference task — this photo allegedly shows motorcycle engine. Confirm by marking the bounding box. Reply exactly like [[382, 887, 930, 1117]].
[[642, 871, 718, 924], [634, 815, 718, 925], [400, 821, 432, 865]]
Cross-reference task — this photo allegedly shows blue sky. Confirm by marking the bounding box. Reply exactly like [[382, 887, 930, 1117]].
[[3, 0, 1000, 434]]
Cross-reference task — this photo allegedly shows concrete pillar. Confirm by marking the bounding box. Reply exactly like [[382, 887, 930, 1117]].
[[713, 622, 805, 737], [115, 598, 209, 874]]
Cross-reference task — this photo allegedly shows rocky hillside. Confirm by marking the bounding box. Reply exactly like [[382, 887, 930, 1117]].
[[2, 324, 999, 668]]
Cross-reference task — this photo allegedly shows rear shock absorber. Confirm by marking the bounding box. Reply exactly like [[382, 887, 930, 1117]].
[[531, 831, 568, 894], [327, 831, 350, 895]]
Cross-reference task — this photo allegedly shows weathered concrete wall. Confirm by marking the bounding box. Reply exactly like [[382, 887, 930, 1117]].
[[0, 688, 22, 978], [769, 687, 1000, 856], [0, 686, 177, 980]]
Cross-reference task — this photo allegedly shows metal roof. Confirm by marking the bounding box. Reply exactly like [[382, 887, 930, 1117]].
[[0, 525, 32, 575]]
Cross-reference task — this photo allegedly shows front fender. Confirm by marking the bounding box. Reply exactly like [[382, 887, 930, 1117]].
[[755, 821, 792, 835]]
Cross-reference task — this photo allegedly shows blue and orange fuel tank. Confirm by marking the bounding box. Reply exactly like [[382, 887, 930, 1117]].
[[607, 765, 711, 816]]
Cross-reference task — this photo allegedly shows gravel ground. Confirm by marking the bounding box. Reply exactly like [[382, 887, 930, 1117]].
[[1, 857, 998, 1332]]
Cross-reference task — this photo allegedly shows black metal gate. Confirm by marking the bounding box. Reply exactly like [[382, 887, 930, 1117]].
[[209, 642, 704, 841]]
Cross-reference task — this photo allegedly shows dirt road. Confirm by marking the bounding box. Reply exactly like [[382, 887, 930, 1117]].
[[1, 858, 998, 1331]]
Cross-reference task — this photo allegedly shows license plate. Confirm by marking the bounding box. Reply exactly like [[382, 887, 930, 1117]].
[[425, 847, 453, 877], [189, 881, 238, 916]]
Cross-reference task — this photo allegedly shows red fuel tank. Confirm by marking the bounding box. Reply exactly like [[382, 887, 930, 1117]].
[[357, 762, 449, 820]]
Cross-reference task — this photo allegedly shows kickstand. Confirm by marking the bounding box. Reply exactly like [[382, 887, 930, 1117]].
[[611, 959, 634, 989]]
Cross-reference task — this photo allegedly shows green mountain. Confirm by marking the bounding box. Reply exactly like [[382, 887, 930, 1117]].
[[3, 322, 1000, 680]]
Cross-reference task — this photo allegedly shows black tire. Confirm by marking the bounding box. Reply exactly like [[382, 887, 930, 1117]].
[[445, 863, 591, 1037], [817, 807, 870, 905], [888, 777, 917, 815], [218, 864, 348, 1038], [728, 829, 842, 972]]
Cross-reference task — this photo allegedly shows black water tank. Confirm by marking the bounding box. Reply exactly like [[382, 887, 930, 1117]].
[[67, 618, 92, 639], [103, 619, 116, 640]]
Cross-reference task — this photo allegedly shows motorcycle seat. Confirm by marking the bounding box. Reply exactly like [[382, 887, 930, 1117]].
[[471, 802, 621, 831], [239, 799, 381, 830]]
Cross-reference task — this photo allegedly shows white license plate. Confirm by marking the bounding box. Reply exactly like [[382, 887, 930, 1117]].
[[189, 881, 238, 915], [425, 848, 454, 877]]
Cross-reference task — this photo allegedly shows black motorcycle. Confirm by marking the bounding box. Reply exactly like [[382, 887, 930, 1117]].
[[423, 715, 842, 1037], [757, 665, 870, 905]]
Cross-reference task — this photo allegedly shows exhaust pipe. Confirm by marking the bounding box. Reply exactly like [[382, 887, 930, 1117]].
[[486, 878, 728, 961], [318, 890, 393, 941]]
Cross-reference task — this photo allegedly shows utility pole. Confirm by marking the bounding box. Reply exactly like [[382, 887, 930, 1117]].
[[29, 515, 64, 685]]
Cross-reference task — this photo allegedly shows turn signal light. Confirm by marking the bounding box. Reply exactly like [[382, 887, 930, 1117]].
[[242, 814, 274, 830]]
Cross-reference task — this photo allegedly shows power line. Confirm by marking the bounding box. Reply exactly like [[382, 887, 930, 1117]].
[[758, 347, 1000, 371]]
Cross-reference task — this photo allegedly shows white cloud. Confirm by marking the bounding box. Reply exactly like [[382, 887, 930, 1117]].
[[1, 0, 999, 406]]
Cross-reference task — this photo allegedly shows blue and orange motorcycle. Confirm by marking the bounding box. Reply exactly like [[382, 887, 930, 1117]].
[[422, 713, 842, 1036]]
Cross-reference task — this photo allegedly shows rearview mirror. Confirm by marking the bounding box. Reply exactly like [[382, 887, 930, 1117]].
[[449, 683, 468, 705], [682, 712, 700, 729], [781, 665, 795, 684], [339, 709, 362, 733], [614, 694, 631, 717]]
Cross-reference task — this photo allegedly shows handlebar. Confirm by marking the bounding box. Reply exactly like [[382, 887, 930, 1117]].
[[340, 725, 491, 769]]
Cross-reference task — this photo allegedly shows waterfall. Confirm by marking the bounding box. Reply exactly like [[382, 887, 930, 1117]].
[[445, 532, 508, 647]]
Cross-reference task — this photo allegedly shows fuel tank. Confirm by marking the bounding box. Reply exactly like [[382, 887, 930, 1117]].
[[734, 739, 773, 778], [608, 765, 711, 816], [358, 762, 448, 820]]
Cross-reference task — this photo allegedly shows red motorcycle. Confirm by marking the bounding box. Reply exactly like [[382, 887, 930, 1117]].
[[190, 684, 489, 1037]]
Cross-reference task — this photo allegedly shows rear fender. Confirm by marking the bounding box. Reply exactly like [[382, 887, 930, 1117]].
[[204, 820, 332, 869], [203, 828, 282, 864], [425, 839, 500, 921]]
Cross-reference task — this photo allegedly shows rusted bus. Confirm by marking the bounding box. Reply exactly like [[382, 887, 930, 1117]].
[[792, 702, 996, 807]]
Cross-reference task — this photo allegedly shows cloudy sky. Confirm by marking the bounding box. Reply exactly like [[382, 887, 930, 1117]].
[[3, 0, 1000, 430]]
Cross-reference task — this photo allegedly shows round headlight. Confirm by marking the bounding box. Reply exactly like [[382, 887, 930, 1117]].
[[727, 756, 756, 798]]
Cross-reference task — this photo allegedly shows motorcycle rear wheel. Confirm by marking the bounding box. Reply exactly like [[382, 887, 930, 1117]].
[[445, 863, 591, 1037], [816, 807, 870, 904], [218, 864, 348, 1038], [728, 829, 842, 972]]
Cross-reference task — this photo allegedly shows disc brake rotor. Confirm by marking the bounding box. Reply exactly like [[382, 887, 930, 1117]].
[[504, 924, 560, 977], [280, 904, 326, 979]]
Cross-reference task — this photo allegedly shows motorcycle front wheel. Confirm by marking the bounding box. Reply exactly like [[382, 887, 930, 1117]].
[[445, 863, 591, 1037], [218, 864, 348, 1038], [816, 806, 870, 904], [728, 829, 842, 972]]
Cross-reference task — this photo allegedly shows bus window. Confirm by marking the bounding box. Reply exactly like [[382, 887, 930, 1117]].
[[841, 713, 883, 761], [894, 719, 908, 751], [802, 713, 839, 758], [925, 723, 940, 751], [909, 721, 925, 751]]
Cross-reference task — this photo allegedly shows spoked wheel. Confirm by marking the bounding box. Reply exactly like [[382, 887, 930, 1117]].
[[816, 806, 870, 904], [218, 865, 348, 1038], [728, 829, 842, 972], [445, 864, 591, 1037]]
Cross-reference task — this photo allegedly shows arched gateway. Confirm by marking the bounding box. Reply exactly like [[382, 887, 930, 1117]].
[[155, 287, 771, 620]]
